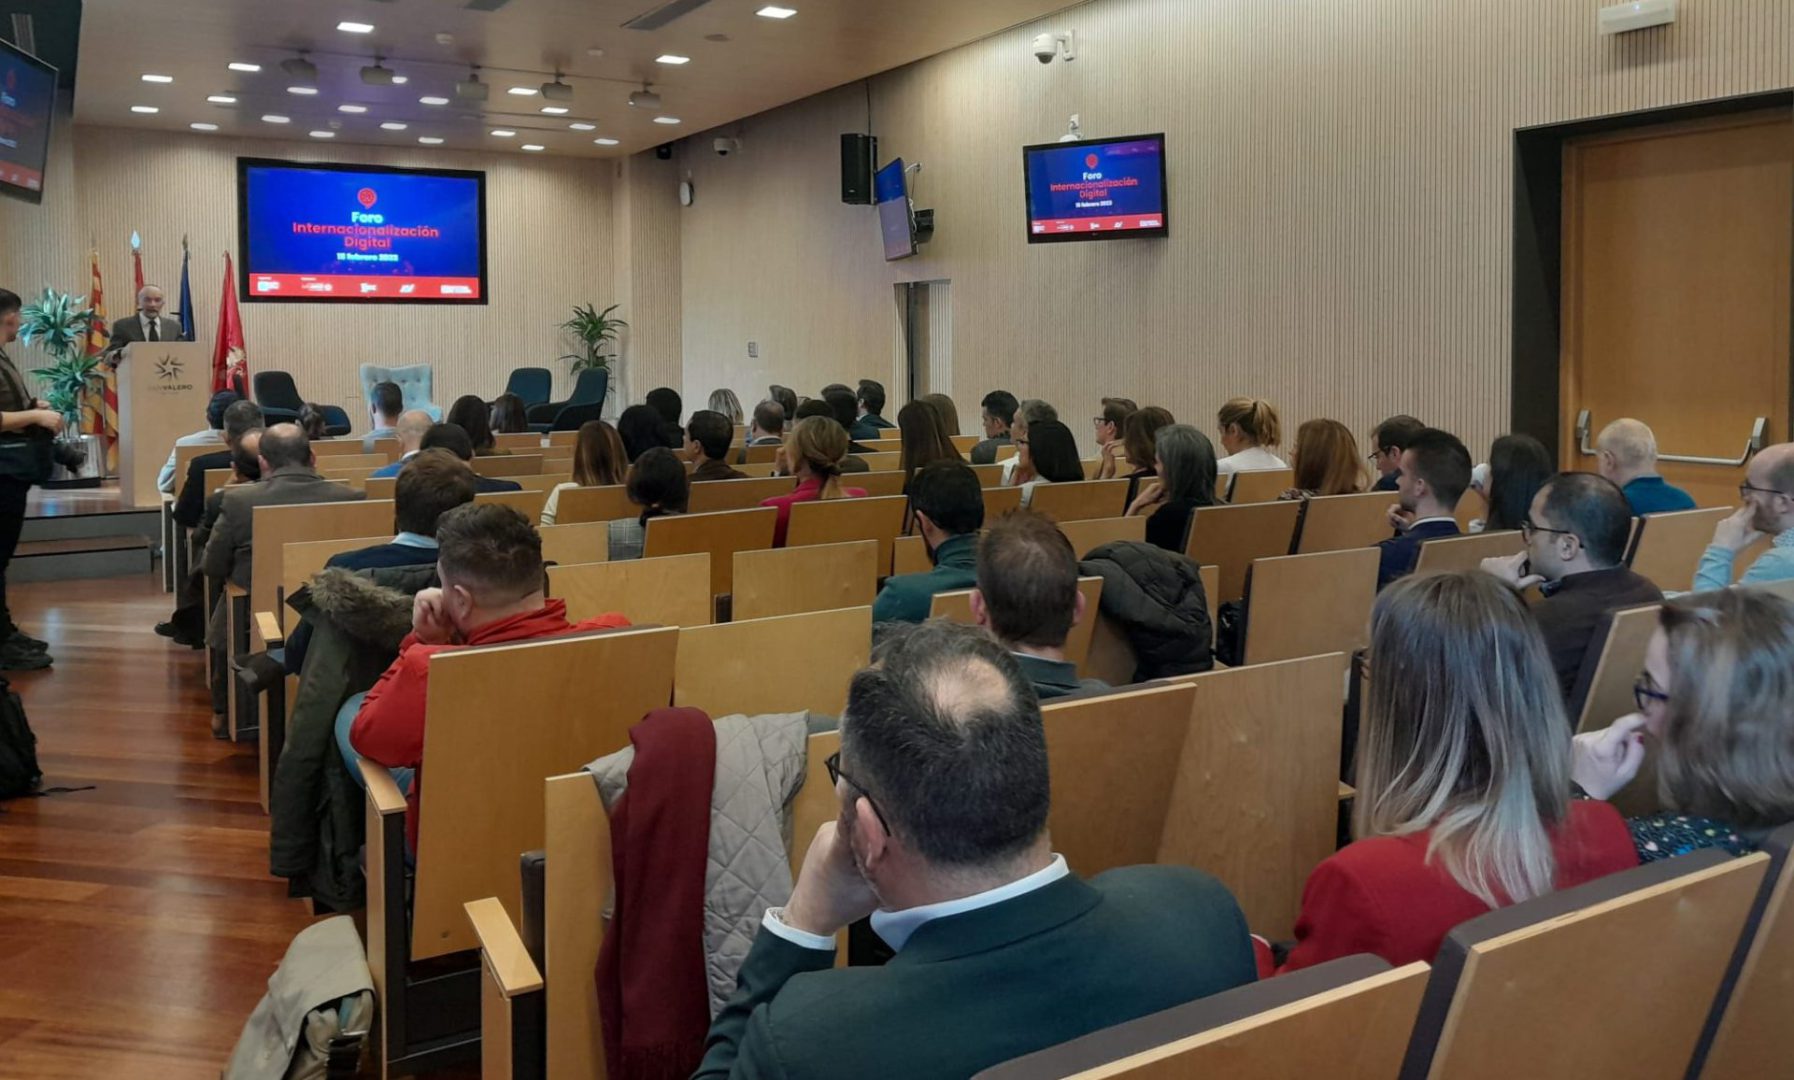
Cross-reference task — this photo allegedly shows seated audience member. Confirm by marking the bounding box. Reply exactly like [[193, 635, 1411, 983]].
[[370, 410, 436, 478], [761, 415, 867, 547], [1127, 424, 1220, 552], [1282, 418, 1367, 499], [695, 619, 1253, 1079], [971, 390, 1018, 465], [1118, 406, 1176, 504], [1092, 397, 1138, 480], [897, 398, 963, 493], [1596, 417, 1696, 515], [490, 393, 529, 435], [1573, 588, 1794, 862], [542, 420, 629, 525], [997, 400, 1062, 486], [159, 425, 263, 647], [972, 511, 1108, 699], [742, 400, 786, 456], [1481, 473, 1662, 702], [646, 386, 685, 447], [855, 379, 894, 438], [446, 394, 503, 456], [350, 503, 631, 850], [768, 385, 799, 428], [618, 403, 671, 462], [297, 403, 330, 441], [873, 461, 983, 623], [1473, 433, 1553, 532], [363, 380, 403, 452], [1282, 571, 1637, 971], [1010, 419, 1083, 508], [1368, 414, 1425, 493], [1215, 397, 1288, 477], [1695, 442, 1794, 590], [419, 423, 522, 493], [157, 389, 238, 495], [708, 387, 745, 426], [1377, 427, 1470, 589], [685, 409, 747, 483], [794, 399, 869, 473], [824, 387, 878, 454], [608, 447, 689, 561], [171, 399, 263, 528], [920, 392, 963, 437]]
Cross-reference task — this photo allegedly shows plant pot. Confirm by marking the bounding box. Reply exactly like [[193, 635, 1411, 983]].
[[44, 433, 105, 488]]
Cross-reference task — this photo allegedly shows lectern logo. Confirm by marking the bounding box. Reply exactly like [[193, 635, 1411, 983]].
[[155, 356, 184, 382]]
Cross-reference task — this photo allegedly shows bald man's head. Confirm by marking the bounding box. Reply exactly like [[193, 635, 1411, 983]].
[[1595, 418, 1659, 484], [396, 409, 435, 450], [258, 423, 313, 472], [1744, 443, 1794, 535]]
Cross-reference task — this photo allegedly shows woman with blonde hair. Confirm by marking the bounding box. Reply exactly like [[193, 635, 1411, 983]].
[[1282, 571, 1637, 971], [897, 399, 963, 494], [1215, 397, 1287, 478], [540, 420, 627, 525], [760, 415, 867, 546], [1574, 588, 1794, 861], [920, 393, 962, 437], [707, 388, 745, 426], [1284, 418, 1367, 498]]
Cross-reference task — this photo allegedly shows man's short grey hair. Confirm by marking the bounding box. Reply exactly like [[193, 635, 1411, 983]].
[[1596, 418, 1658, 471]]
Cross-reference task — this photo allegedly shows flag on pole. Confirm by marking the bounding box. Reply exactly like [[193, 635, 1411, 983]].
[[81, 249, 120, 475], [83, 248, 109, 360], [130, 231, 144, 297], [177, 236, 196, 342], [213, 253, 248, 396]]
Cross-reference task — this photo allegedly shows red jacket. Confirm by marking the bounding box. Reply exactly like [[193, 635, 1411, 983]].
[[349, 599, 630, 851], [1279, 799, 1637, 972], [760, 475, 868, 547]]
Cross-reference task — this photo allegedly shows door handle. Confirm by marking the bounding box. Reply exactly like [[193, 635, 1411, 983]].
[[1575, 410, 1767, 467]]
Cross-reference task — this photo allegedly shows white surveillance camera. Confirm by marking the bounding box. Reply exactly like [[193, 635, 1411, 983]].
[[714, 137, 741, 157], [1032, 33, 1058, 64]]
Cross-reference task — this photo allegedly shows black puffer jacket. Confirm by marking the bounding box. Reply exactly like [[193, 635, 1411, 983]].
[[269, 563, 437, 912], [1079, 540, 1213, 681]]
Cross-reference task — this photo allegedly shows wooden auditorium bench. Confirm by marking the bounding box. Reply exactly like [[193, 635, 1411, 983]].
[[1689, 822, 1794, 1079], [1225, 468, 1295, 505], [1409, 530, 1524, 575], [1293, 491, 1401, 554], [537, 521, 609, 567], [1026, 478, 1132, 523], [673, 606, 873, 717], [786, 495, 907, 575], [731, 540, 878, 621], [548, 552, 713, 627], [643, 506, 778, 601], [472, 454, 545, 478], [687, 475, 797, 514], [1186, 501, 1302, 604], [548, 485, 636, 525], [1238, 548, 1379, 665], [1625, 506, 1733, 592]]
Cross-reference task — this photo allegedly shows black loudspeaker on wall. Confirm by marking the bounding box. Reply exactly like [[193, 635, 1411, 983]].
[[841, 133, 877, 205]]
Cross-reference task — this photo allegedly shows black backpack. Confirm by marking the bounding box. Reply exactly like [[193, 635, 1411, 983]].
[[0, 677, 42, 800]]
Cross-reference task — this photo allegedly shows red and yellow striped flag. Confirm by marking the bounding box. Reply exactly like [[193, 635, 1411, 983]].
[[80, 249, 120, 474]]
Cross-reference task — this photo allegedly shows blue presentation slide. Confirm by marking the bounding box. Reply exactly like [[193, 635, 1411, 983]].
[[0, 44, 56, 198], [1026, 137, 1167, 238]]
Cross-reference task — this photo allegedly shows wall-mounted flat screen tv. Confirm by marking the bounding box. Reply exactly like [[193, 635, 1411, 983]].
[[1023, 133, 1168, 243], [0, 39, 57, 204]]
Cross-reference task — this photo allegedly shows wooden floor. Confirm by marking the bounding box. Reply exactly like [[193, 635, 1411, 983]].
[[0, 573, 316, 1079]]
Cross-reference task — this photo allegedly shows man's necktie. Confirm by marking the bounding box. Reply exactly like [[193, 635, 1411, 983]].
[[148, 320, 160, 342]]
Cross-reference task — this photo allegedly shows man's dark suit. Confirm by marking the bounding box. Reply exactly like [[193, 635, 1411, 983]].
[[108, 313, 184, 348], [174, 449, 233, 529], [1375, 518, 1461, 590], [474, 475, 522, 494], [695, 865, 1254, 1079], [204, 469, 367, 591]]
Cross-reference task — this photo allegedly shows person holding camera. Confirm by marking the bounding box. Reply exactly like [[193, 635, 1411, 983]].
[[0, 288, 77, 671]]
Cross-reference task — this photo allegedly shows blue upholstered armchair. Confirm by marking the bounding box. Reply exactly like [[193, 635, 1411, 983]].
[[253, 371, 352, 435], [502, 367, 553, 409], [526, 368, 608, 432], [358, 363, 440, 421]]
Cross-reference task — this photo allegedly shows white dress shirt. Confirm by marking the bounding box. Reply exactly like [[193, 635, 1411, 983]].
[[1215, 446, 1288, 477], [761, 853, 1070, 953], [141, 313, 164, 341]]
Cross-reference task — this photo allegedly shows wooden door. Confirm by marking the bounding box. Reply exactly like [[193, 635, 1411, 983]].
[[1561, 111, 1794, 508]]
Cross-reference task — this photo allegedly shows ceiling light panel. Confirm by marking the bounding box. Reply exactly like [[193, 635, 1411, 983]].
[[337, 21, 375, 33], [757, 5, 798, 18], [228, 61, 262, 73]]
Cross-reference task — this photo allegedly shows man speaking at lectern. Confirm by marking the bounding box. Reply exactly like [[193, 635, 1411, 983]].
[[108, 285, 182, 350]]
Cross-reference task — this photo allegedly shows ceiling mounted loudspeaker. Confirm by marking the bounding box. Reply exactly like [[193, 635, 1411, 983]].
[[281, 53, 318, 82], [361, 58, 397, 86], [629, 87, 662, 109], [457, 68, 489, 102], [1599, 0, 1676, 34], [541, 76, 573, 101]]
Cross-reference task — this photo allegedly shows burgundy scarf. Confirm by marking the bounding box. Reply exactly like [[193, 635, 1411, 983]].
[[596, 707, 717, 1080]]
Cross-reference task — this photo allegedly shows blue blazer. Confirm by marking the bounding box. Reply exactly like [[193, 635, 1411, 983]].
[[1377, 518, 1461, 589]]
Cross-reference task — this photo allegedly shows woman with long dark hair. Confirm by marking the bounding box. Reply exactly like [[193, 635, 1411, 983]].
[[608, 447, 690, 560], [490, 393, 530, 435], [540, 420, 628, 525], [897, 399, 963, 494], [1013, 419, 1083, 508], [446, 394, 502, 455], [1127, 424, 1220, 552], [1478, 434, 1554, 533], [617, 404, 670, 462]]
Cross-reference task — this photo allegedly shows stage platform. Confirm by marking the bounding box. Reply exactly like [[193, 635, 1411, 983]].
[[18, 483, 159, 582]]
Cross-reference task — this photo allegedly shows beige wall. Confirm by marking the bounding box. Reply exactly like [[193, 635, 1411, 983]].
[[1, 115, 615, 430], [676, 0, 1794, 455]]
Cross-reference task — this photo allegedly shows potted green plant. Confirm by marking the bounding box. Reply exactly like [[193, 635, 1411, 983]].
[[19, 288, 100, 437], [559, 302, 626, 373]]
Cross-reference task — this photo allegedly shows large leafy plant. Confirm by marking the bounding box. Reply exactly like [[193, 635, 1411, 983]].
[[19, 288, 100, 432], [559, 303, 627, 373]]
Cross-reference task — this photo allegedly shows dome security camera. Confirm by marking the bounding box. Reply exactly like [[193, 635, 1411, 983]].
[[714, 137, 741, 157], [1032, 33, 1057, 64]]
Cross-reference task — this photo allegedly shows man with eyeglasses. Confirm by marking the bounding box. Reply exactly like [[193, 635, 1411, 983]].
[[1481, 473, 1662, 704], [695, 620, 1255, 1080], [1368, 414, 1425, 493], [1695, 443, 1794, 591]]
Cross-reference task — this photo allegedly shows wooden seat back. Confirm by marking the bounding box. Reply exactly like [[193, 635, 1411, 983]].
[[279, 534, 392, 617], [1027, 479, 1132, 523], [931, 577, 1104, 672], [860, 438, 902, 453], [950, 434, 980, 454], [743, 444, 780, 465], [891, 534, 932, 576], [550, 485, 635, 525], [370, 437, 401, 461], [674, 606, 872, 717], [495, 432, 546, 452], [173, 442, 220, 487], [546, 430, 578, 447], [1692, 823, 1794, 1079], [853, 470, 905, 498], [250, 498, 393, 629], [1570, 602, 1662, 734], [204, 466, 236, 500], [476, 489, 550, 521], [1226, 469, 1295, 505], [548, 553, 713, 627], [364, 476, 396, 500], [1410, 530, 1524, 575], [538, 522, 610, 567], [310, 452, 387, 469], [975, 956, 1428, 1080], [1187, 501, 1303, 603], [1398, 849, 1770, 1080], [1454, 488, 1488, 533], [312, 441, 378, 459], [982, 485, 1024, 520], [1060, 515, 1147, 557], [644, 507, 778, 597], [411, 626, 680, 960], [732, 540, 878, 621], [510, 472, 574, 493], [315, 466, 380, 488], [1627, 507, 1735, 592], [855, 452, 901, 472], [1243, 548, 1379, 665], [786, 495, 907, 575], [1159, 653, 1349, 937], [474, 454, 545, 477], [972, 463, 1005, 487], [688, 476, 796, 513], [1294, 492, 1399, 554]]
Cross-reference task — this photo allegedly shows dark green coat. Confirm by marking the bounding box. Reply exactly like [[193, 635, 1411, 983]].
[[871, 533, 979, 624], [695, 865, 1255, 1079]]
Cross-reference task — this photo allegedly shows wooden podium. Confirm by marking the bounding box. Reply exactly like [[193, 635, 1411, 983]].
[[117, 342, 212, 508]]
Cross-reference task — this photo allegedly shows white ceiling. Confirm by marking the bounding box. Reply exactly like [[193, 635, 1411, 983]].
[[75, 0, 1082, 158]]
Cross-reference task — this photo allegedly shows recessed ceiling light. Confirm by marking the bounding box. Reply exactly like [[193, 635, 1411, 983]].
[[419, 95, 449, 106], [490, 128, 516, 137], [338, 104, 368, 114], [288, 85, 318, 96], [418, 136, 444, 145], [656, 54, 690, 65], [521, 144, 545, 152], [141, 73, 174, 84], [594, 137, 620, 146], [207, 94, 237, 105], [130, 105, 159, 114], [380, 121, 408, 131], [653, 116, 681, 125], [337, 21, 375, 33], [228, 61, 262, 73], [391, 75, 408, 85], [507, 86, 538, 96], [310, 130, 335, 138], [541, 106, 569, 115], [757, 5, 798, 18], [189, 122, 219, 131], [262, 114, 290, 124], [569, 122, 596, 131]]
